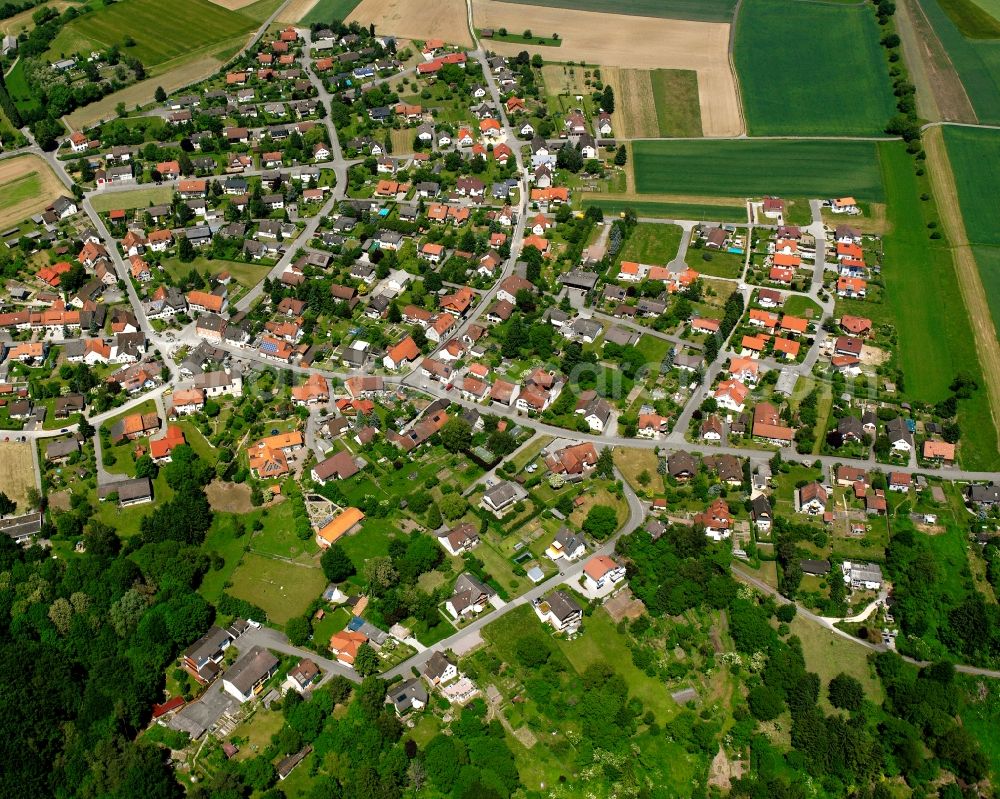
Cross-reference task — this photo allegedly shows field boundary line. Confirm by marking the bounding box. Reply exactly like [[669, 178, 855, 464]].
[[923, 126, 1000, 458], [726, 0, 747, 137]]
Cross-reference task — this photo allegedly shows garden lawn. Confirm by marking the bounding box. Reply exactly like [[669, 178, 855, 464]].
[[582, 197, 747, 222], [789, 615, 883, 712], [734, 0, 894, 135], [46, 0, 259, 70], [558, 609, 679, 721], [632, 139, 885, 200], [618, 222, 683, 264], [875, 142, 998, 470], [494, 0, 737, 22], [227, 552, 327, 625]]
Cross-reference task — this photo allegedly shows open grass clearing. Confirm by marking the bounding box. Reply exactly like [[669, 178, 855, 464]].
[[612, 447, 660, 493], [228, 552, 327, 624], [734, 0, 894, 135], [161, 256, 270, 290], [89, 186, 174, 212], [788, 615, 883, 712], [558, 609, 679, 722], [251, 500, 318, 563], [618, 222, 683, 264], [198, 512, 252, 603], [632, 139, 885, 200], [0, 155, 64, 229]]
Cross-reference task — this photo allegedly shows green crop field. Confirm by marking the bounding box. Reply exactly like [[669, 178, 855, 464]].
[[874, 142, 998, 470], [582, 198, 747, 222], [920, 0, 1000, 124], [942, 126, 1000, 245], [941, 127, 1000, 330], [734, 0, 895, 135], [488, 0, 737, 22], [46, 0, 259, 69], [303, 0, 363, 24], [631, 139, 885, 200], [939, 0, 1000, 37]]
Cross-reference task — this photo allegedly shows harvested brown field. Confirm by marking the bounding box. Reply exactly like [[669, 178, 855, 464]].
[[602, 67, 658, 138], [206, 479, 256, 513], [0, 155, 64, 230], [277, 0, 320, 21], [349, 0, 472, 47], [924, 127, 1000, 455], [390, 127, 415, 154], [0, 441, 36, 509], [208, 0, 260, 8], [65, 55, 224, 129], [897, 0, 976, 123], [471, 0, 741, 136]]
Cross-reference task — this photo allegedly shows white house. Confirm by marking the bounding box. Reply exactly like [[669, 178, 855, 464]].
[[582, 555, 626, 592]]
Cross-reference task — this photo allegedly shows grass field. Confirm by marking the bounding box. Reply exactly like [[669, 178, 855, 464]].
[[161, 256, 270, 289], [734, 0, 895, 135], [618, 222, 683, 264], [789, 616, 883, 711], [302, 0, 363, 23], [651, 68, 702, 137], [558, 610, 679, 721], [5, 59, 40, 117], [0, 441, 35, 510], [89, 187, 174, 212], [47, 0, 260, 69], [919, 0, 1000, 124], [876, 141, 999, 470], [0, 155, 64, 229], [491, 0, 737, 22], [228, 552, 327, 624], [631, 140, 885, 200], [582, 198, 747, 222]]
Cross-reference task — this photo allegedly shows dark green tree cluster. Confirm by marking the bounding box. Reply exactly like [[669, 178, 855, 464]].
[[615, 524, 736, 615]]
